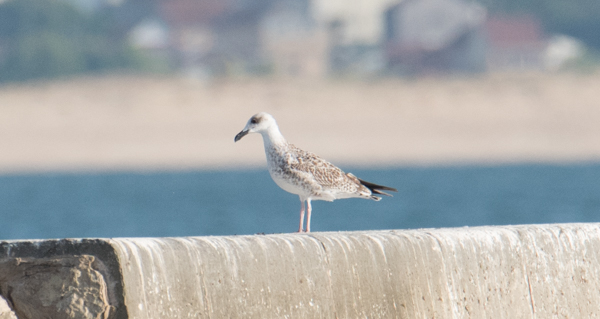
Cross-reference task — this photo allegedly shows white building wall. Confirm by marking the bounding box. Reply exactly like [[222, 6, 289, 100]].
[[313, 0, 400, 45]]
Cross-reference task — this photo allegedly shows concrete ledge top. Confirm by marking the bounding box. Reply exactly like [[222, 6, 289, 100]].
[[2, 223, 600, 318]]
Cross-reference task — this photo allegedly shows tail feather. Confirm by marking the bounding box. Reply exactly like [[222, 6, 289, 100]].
[[358, 178, 398, 198]]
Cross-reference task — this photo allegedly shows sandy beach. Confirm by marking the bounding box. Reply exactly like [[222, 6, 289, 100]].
[[0, 72, 599, 172]]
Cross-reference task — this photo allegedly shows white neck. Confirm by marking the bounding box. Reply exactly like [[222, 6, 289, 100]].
[[260, 125, 287, 149]]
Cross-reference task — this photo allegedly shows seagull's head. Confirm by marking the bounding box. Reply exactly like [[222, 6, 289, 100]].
[[234, 112, 277, 142]]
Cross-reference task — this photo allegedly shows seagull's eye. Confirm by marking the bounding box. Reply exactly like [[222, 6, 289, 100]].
[[251, 118, 258, 124]]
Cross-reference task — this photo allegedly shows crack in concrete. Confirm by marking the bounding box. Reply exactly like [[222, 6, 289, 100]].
[[526, 273, 536, 316]]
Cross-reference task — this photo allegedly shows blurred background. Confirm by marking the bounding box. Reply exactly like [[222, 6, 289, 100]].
[[0, 0, 599, 240]]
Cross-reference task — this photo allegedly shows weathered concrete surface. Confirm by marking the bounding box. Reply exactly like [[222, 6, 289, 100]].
[[0, 256, 110, 319], [0, 239, 126, 319], [2, 224, 600, 318]]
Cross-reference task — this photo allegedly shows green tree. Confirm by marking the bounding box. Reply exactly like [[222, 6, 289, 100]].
[[0, 0, 143, 82]]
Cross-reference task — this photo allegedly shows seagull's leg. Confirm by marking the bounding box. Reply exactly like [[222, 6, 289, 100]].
[[306, 199, 312, 233], [298, 199, 305, 233]]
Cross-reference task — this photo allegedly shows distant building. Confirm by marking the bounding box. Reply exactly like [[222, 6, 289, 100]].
[[129, 0, 327, 78], [544, 35, 585, 71], [156, 0, 266, 77], [318, 0, 397, 76], [384, 0, 487, 74], [484, 14, 548, 71], [123, 0, 559, 78], [129, 18, 169, 50], [260, 0, 328, 77], [314, 0, 398, 46]]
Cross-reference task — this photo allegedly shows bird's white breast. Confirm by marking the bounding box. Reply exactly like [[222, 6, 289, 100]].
[[269, 169, 307, 196]]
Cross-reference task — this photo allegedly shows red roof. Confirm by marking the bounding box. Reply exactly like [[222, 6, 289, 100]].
[[158, 0, 230, 27], [486, 15, 544, 46]]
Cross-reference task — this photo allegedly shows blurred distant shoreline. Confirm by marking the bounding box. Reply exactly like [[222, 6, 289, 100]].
[[0, 72, 599, 173]]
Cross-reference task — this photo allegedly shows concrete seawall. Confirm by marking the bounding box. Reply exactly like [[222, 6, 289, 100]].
[[1, 223, 600, 318]]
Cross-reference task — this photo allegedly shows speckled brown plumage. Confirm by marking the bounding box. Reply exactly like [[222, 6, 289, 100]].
[[266, 142, 374, 200], [235, 112, 397, 232]]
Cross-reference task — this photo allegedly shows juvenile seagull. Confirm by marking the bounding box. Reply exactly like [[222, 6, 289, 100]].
[[234, 112, 397, 233]]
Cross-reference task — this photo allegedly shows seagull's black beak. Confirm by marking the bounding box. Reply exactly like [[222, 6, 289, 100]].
[[234, 129, 249, 142]]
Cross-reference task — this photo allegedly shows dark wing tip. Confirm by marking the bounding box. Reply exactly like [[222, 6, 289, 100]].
[[373, 189, 394, 197], [358, 178, 398, 197]]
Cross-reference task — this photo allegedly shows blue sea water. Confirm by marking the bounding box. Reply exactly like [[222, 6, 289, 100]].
[[1, 163, 600, 240]]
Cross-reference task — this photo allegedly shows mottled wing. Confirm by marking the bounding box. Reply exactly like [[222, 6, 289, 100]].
[[287, 144, 361, 194]]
